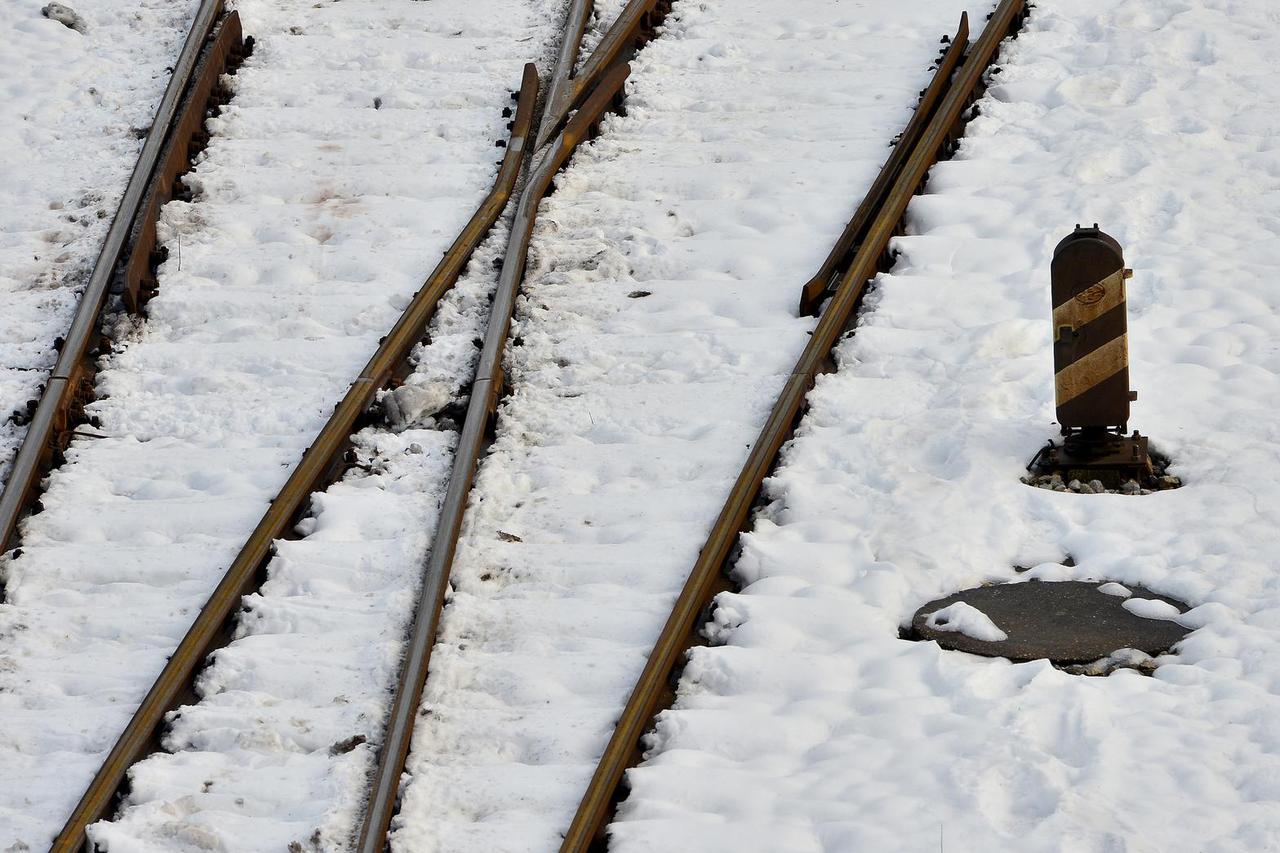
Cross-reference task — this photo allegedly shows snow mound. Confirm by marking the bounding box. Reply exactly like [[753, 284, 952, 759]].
[[924, 601, 1009, 642], [1122, 597, 1183, 623], [42, 3, 86, 33]]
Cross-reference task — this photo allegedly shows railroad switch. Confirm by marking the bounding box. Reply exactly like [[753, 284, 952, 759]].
[[1027, 225, 1160, 489]]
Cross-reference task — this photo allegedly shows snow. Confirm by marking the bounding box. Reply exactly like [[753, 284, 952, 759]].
[[0, 0, 565, 848], [1097, 581, 1131, 597], [0, 0, 197, 487], [391, 1, 987, 850], [1122, 596, 1184, 623], [3, 0, 1273, 849], [614, 1, 1280, 851], [925, 601, 1009, 642]]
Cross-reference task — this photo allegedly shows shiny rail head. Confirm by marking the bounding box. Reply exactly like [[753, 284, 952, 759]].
[[535, 0, 660, 149], [538, 0, 593, 148], [358, 58, 635, 853], [120, 10, 247, 314], [352, 63, 548, 853], [0, 0, 236, 565]]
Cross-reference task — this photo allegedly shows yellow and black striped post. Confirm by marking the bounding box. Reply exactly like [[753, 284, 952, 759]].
[[1051, 225, 1135, 432]]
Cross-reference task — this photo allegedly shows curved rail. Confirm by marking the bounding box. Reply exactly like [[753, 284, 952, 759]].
[[50, 63, 543, 853], [355, 60, 633, 853], [558, 2, 1030, 849], [0, 0, 242, 569]]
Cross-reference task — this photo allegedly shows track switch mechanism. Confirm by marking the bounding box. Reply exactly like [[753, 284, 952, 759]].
[[1030, 225, 1155, 484]]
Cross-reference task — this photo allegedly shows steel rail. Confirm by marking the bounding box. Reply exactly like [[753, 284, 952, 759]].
[[119, 13, 248, 313], [355, 61, 633, 853], [558, 2, 1030, 849], [535, 0, 667, 148], [50, 63, 543, 853], [0, 0, 233, 566], [540, 0, 593, 147], [798, 13, 970, 317]]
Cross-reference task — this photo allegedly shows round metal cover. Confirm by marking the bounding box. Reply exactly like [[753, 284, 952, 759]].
[[912, 580, 1190, 664]]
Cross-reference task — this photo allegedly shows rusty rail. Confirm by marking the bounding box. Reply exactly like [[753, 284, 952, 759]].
[[50, 63, 542, 853], [0, 0, 244, 572], [356, 2, 683, 842], [120, 13, 248, 313], [354, 61, 633, 853], [798, 14, 969, 317], [535, 0, 670, 148], [558, 2, 1030, 849]]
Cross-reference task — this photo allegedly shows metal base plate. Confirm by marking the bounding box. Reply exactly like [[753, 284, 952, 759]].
[[1029, 432, 1153, 488], [912, 580, 1189, 664]]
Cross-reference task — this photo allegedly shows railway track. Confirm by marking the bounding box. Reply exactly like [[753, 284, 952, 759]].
[[355, 6, 677, 846], [47, 65, 543, 853], [9, 0, 1276, 848], [13, 1, 660, 850], [375, 0, 1029, 849], [3, 0, 1027, 848], [0, 0, 199, 499], [560, 0, 1030, 847], [588, 1, 1280, 848], [0, 0, 247, 570], [0, 0, 574, 848]]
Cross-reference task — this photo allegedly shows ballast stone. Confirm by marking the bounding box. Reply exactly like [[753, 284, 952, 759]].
[[382, 381, 452, 431]]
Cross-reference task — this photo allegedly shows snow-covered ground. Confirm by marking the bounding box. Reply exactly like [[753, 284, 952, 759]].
[[8, 0, 1269, 850], [613, 2, 1280, 851], [391, 2, 987, 851], [90, 225, 517, 852], [0, 0, 197, 485], [0, 0, 565, 848]]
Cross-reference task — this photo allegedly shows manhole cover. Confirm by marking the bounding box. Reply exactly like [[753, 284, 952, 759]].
[[911, 580, 1190, 664]]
